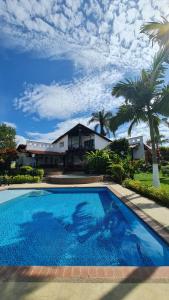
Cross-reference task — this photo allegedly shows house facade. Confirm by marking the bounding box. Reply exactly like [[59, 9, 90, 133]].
[[128, 136, 152, 162], [17, 123, 111, 171]]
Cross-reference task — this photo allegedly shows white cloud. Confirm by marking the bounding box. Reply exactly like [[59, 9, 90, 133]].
[[1, 0, 169, 140], [27, 116, 92, 142], [15, 70, 123, 119], [0, 0, 168, 71], [2, 121, 16, 128], [115, 121, 169, 145], [15, 135, 26, 146]]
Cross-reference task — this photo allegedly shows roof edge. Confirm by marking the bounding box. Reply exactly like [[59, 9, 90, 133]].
[[52, 123, 112, 144]]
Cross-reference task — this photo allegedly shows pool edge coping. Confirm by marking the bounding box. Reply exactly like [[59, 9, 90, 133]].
[[0, 184, 169, 282], [107, 185, 169, 245]]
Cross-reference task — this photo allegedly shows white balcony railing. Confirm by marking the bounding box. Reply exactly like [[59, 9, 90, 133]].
[[26, 141, 58, 152], [128, 136, 143, 145]]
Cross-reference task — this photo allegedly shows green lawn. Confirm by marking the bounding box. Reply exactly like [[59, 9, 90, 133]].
[[134, 172, 169, 192]]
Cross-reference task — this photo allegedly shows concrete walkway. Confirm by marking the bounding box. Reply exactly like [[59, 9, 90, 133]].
[[0, 182, 169, 300], [1, 282, 169, 300]]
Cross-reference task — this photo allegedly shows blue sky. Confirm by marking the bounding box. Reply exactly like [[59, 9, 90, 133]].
[[0, 0, 169, 143]]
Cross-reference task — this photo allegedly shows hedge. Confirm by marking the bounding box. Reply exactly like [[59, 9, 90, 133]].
[[31, 168, 44, 179], [20, 166, 44, 179], [123, 179, 169, 208], [161, 165, 169, 176], [20, 166, 33, 174], [109, 163, 125, 184], [0, 175, 41, 184]]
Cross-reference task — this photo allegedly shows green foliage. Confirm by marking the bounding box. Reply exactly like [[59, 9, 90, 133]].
[[109, 163, 125, 184], [0, 175, 40, 184], [108, 138, 130, 158], [0, 123, 16, 150], [110, 49, 169, 186], [0, 165, 45, 182], [88, 109, 112, 136], [85, 150, 111, 174], [123, 179, 169, 207], [122, 159, 136, 179], [0, 124, 17, 172], [31, 168, 44, 179], [160, 147, 169, 161], [20, 166, 33, 175], [161, 165, 169, 176], [141, 20, 169, 48]]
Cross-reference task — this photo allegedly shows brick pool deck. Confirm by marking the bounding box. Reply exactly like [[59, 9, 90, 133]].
[[0, 182, 169, 284]]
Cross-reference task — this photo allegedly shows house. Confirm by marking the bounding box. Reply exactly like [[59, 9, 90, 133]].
[[17, 123, 112, 170], [128, 136, 152, 161]]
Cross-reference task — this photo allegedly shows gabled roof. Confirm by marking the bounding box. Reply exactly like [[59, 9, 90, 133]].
[[52, 123, 112, 144]]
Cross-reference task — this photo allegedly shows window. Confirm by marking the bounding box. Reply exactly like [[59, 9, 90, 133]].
[[84, 139, 94, 149], [59, 142, 64, 148]]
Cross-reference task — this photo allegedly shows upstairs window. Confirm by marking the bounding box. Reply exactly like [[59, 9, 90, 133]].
[[59, 141, 64, 148]]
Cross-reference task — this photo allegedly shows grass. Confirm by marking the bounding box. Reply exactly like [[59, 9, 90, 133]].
[[134, 172, 169, 192]]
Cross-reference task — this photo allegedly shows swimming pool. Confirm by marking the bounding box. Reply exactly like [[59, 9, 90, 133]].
[[0, 187, 169, 266]]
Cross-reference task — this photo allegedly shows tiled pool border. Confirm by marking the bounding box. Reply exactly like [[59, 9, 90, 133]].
[[0, 185, 169, 282]]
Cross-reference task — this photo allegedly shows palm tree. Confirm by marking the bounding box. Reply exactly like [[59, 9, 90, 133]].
[[146, 134, 169, 148], [109, 49, 169, 187], [162, 117, 169, 127], [141, 18, 169, 48], [88, 109, 112, 136]]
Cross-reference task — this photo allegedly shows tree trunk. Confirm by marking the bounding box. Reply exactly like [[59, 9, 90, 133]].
[[148, 113, 160, 187], [100, 124, 105, 136]]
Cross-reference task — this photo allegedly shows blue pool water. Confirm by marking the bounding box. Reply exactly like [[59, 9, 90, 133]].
[[0, 187, 169, 266]]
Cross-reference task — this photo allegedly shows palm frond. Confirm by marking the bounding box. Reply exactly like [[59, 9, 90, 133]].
[[109, 105, 135, 135], [149, 48, 168, 86], [104, 111, 113, 119], [128, 119, 138, 136], [153, 85, 169, 117], [88, 117, 97, 124], [112, 80, 138, 102], [141, 20, 169, 48]]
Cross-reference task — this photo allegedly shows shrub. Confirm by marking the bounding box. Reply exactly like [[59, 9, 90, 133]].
[[85, 150, 111, 174], [0, 175, 40, 184], [122, 159, 138, 179], [107, 138, 130, 158], [160, 147, 169, 162], [109, 152, 122, 164], [123, 179, 169, 208], [109, 163, 125, 184], [20, 166, 33, 175], [161, 165, 169, 177], [31, 168, 44, 179]]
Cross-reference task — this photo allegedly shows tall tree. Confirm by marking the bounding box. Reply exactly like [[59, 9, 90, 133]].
[[146, 134, 169, 148], [0, 123, 16, 150], [88, 109, 112, 136], [109, 49, 169, 187], [0, 123, 16, 171], [141, 18, 169, 48]]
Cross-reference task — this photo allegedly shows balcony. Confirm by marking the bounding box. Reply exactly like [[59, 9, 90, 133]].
[[26, 141, 58, 153]]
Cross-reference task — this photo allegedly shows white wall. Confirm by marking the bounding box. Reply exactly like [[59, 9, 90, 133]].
[[56, 135, 68, 152], [128, 136, 145, 160], [94, 134, 111, 150]]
